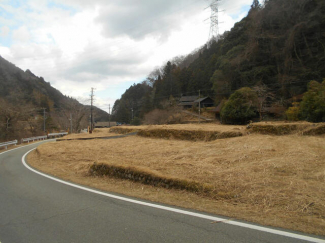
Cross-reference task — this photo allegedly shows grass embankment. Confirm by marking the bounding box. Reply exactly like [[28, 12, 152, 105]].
[[27, 123, 325, 235], [57, 128, 118, 140], [248, 121, 325, 136], [110, 124, 245, 141]]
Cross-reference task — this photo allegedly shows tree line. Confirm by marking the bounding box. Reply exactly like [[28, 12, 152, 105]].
[[112, 0, 325, 124], [0, 57, 109, 142]]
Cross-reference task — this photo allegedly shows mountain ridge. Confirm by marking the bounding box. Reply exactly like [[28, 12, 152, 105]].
[[0, 55, 109, 142], [111, 0, 325, 124]]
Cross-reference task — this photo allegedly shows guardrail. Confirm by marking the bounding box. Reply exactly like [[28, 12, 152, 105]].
[[1, 132, 68, 149], [0, 140, 18, 150], [21, 136, 47, 144], [47, 132, 68, 138]]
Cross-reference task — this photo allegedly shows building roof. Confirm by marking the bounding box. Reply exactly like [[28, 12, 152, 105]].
[[178, 102, 195, 106], [209, 100, 225, 113], [212, 103, 223, 113], [194, 97, 214, 103], [179, 96, 199, 102]]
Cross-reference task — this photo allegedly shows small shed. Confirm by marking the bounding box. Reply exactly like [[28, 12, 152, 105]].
[[208, 100, 226, 119], [194, 97, 214, 108]]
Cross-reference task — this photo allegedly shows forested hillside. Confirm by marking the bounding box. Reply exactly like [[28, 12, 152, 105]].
[[112, 0, 325, 124], [0, 56, 109, 141]]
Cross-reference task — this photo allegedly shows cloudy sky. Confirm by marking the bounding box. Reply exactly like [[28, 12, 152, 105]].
[[0, 0, 253, 113]]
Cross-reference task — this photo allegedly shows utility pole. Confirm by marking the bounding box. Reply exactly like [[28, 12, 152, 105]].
[[41, 108, 46, 133], [199, 90, 201, 124], [90, 88, 95, 132], [70, 113, 73, 134], [131, 108, 133, 123], [108, 104, 111, 127]]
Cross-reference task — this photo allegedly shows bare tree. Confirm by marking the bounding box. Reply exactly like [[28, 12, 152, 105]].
[[146, 67, 162, 87], [253, 84, 275, 121], [56, 99, 87, 133], [0, 99, 34, 140]]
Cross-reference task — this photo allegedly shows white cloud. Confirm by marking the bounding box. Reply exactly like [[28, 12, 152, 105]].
[[1, 0, 253, 113], [0, 26, 10, 37], [12, 26, 31, 43], [0, 45, 11, 57], [94, 0, 207, 41]]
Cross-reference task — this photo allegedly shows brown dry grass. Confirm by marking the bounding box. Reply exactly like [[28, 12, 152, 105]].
[[57, 128, 121, 140], [180, 110, 216, 122], [110, 124, 246, 141], [302, 124, 325, 136], [249, 121, 325, 135], [28, 127, 325, 235], [121, 123, 245, 132]]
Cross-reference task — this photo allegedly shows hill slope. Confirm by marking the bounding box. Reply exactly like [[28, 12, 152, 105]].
[[112, 0, 325, 123], [0, 56, 108, 141]]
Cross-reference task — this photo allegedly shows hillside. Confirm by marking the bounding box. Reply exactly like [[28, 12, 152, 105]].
[[0, 56, 109, 141], [112, 0, 325, 124]]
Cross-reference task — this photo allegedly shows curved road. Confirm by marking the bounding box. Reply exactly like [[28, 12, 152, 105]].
[[0, 141, 324, 243]]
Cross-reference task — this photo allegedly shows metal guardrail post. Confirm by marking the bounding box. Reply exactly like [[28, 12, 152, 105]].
[[21, 136, 48, 144], [0, 140, 18, 150]]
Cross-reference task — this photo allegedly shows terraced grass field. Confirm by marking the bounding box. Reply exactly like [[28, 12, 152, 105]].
[[28, 122, 325, 235]]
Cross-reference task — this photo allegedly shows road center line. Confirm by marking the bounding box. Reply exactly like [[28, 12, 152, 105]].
[[21, 147, 325, 243]]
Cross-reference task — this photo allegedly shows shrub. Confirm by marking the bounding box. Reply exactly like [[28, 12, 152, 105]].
[[220, 87, 258, 124], [143, 106, 183, 125], [130, 117, 141, 126], [286, 107, 300, 121], [286, 102, 300, 121], [299, 80, 325, 122], [143, 109, 169, 124]]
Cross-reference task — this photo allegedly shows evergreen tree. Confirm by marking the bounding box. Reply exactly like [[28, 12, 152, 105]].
[[220, 87, 258, 124], [299, 80, 325, 122]]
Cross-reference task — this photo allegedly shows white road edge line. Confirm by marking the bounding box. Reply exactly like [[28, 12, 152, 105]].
[[21, 147, 325, 243]]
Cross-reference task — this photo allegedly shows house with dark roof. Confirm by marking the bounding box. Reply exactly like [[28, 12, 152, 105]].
[[178, 96, 214, 109], [194, 97, 214, 108], [178, 96, 199, 109]]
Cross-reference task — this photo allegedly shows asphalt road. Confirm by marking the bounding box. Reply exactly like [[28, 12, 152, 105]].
[[0, 141, 324, 243]]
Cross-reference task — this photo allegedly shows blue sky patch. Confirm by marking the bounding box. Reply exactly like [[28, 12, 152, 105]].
[[47, 1, 77, 15], [6, 0, 21, 8], [0, 6, 14, 19], [229, 4, 251, 19], [96, 80, 140, 100], [0, 36, 11, 47]]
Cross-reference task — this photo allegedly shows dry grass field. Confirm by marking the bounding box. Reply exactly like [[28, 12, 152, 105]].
[[57, 128, 117, 140], [27, 123, 325, 235]]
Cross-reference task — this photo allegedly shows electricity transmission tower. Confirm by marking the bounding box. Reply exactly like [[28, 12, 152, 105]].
[[208, 0, 222, 41]]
